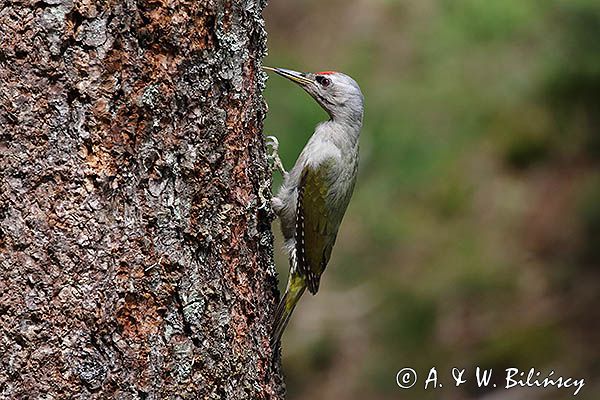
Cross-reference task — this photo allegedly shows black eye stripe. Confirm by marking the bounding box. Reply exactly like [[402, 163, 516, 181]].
[[316, 76, 331, 87]]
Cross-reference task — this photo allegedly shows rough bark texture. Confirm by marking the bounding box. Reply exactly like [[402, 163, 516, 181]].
[[0, 0, 283, 398]]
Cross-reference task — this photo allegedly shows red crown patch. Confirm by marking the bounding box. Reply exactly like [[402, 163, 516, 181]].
[[316, 71, 336, 75]]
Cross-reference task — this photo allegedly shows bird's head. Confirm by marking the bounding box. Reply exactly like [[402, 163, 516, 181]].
[[263, 66, 364, 125]]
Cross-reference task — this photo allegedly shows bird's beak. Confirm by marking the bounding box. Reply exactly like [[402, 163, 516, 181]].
[[262, 66, 312, 86]]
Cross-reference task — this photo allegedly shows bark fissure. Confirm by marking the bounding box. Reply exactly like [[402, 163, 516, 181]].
[[1, 0, 283, 398]]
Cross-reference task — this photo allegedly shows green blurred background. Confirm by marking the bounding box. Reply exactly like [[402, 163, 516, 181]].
[[262, 1, 599, 399]]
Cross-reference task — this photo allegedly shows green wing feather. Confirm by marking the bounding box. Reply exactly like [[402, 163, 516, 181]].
[[296, 160, 338, 294]]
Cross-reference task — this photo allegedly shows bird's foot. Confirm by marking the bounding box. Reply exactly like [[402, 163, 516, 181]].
[[265, 135, 287, 178]]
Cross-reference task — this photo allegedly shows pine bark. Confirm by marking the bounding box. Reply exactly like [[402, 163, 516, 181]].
[[0, 0, 283, 398]]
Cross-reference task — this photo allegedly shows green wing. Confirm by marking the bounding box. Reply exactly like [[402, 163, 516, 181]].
[[295, 161, 338, 295]]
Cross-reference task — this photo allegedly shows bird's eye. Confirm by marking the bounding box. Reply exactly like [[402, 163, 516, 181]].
[[316, 76, 331, 87]]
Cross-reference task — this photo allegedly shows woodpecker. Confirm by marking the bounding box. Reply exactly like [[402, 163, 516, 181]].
[[263, 66, 364, 347]]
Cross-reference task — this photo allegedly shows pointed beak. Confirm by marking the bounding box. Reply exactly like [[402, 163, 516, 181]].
[[262, 66, 313, 86]]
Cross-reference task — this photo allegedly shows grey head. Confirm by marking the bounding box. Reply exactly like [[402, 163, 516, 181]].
[[263, 66, 364, 126]]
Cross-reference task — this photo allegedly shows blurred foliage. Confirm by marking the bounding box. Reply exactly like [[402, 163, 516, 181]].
[[263, 1, 600, 399]]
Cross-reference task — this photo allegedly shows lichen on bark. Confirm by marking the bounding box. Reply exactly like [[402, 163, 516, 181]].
[[0, 0, 283, 398]]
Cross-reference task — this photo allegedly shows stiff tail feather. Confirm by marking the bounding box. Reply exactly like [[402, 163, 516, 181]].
[[271, 277, 306, 349]]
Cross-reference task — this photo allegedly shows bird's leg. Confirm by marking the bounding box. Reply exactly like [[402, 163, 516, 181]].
[[271, 196, 284, 220], [265, 135, 288, 178]]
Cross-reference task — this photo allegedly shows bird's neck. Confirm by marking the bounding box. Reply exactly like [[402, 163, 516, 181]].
[[335, 107, 363, 141], [322, 116, 362, 149]]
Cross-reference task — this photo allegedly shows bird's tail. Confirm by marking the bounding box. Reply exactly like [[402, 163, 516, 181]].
[[271, 274, 306, 349]]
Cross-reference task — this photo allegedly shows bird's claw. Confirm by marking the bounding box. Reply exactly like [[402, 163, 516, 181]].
[[265, 135, 287, 177], [266, 135, 279, 154]]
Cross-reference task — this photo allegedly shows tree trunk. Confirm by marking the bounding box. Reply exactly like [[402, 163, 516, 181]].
[[0, 0, 283, 398]]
